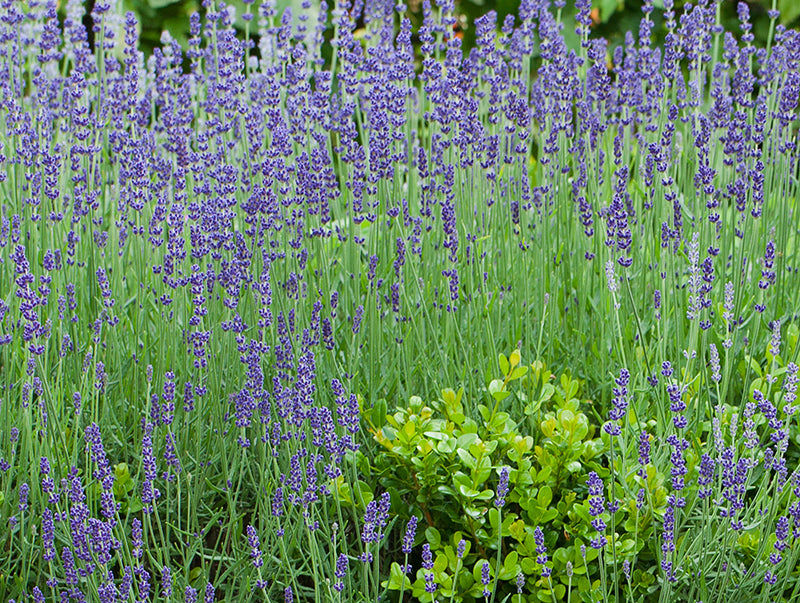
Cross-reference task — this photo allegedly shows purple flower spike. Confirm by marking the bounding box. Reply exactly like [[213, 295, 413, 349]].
[[481, 561, 491, 597], [422, 544, 437, 594], [605, 369, 630, 435], [402, 516, 418, 554], [587, 472, 606, 549], [334, 553, 348, 592], [162, 566, 173, 598], [533, 526, 551, 577], [759, 239, 776, 290], [246, 525, 263, 568], [495, 466, 510, 508]]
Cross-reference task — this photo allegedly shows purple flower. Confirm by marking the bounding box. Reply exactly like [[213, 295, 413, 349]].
[[393, 238, 406, 277], [352, 304, 364, 334], [783, 363, 798, 410], [575, 0, 592, 39], [495, 466, 510, 508], [141, 422, 161, 512], [772, 515, 789, 565], [638, 430, 651, 478], [759, 239, 776, 290], [137, 569, 155, 601], [96, 267, 115, 308], [18, 483, 29, 512], [334, 553, 348, 591], [40, 457, 57, 503], [360, 493, 390, 560], [183, 381, 195, 413], [709, 344, 721, 383], [162, 566, 173, 598], [376, 492, 391, 536], [422, 543, 434, 571], [770, 320, 781, 357], [686, 233, 702, 320], [272, 487, 284, 518], [94, 362, 106, 394], [41, 508, 56, 561], [533, 526, 552, 577], [605, 369, 630, 434], [402, 516, 418, 555], [246, 525, 263, 568], [587, 472, 606, 549], [666, 433, 689, 491], [422, 544, 437, 593], [667, 381, 687, 428], [698, 454, 715, 499], [605, 259, 618, 295], [132, 518, 143, 560], [481, 561, 491, 597]]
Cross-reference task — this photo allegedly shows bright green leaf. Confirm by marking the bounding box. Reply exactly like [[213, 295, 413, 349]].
[[510, 365, 528, 380], [372, 399, 387, 428], [537, 485, 553, 508], [566, 461, 583, 473], [437, 439, 457, 454], [456, 448, 477, 470], [499, 353, 510, 376], [426, 527, 442, 549], [503, 551, 519, 572], [540, 382, 555, 402]]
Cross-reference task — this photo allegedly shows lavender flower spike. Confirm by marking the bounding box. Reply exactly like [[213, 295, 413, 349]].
[[495, 466, 510, 508]]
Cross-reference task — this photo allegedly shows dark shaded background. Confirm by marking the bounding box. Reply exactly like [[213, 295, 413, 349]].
[[78, 0, 800, 58]]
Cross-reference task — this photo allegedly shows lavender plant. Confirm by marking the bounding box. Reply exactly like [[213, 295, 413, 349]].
[[0, 0, 798, 601]]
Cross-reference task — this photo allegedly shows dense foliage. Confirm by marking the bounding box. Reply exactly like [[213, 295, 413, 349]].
[[0, 0, 799, 601], [91, 0, 800, 57]]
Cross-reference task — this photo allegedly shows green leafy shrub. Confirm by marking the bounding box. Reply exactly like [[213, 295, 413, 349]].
[[366, 350, 616, 600]]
